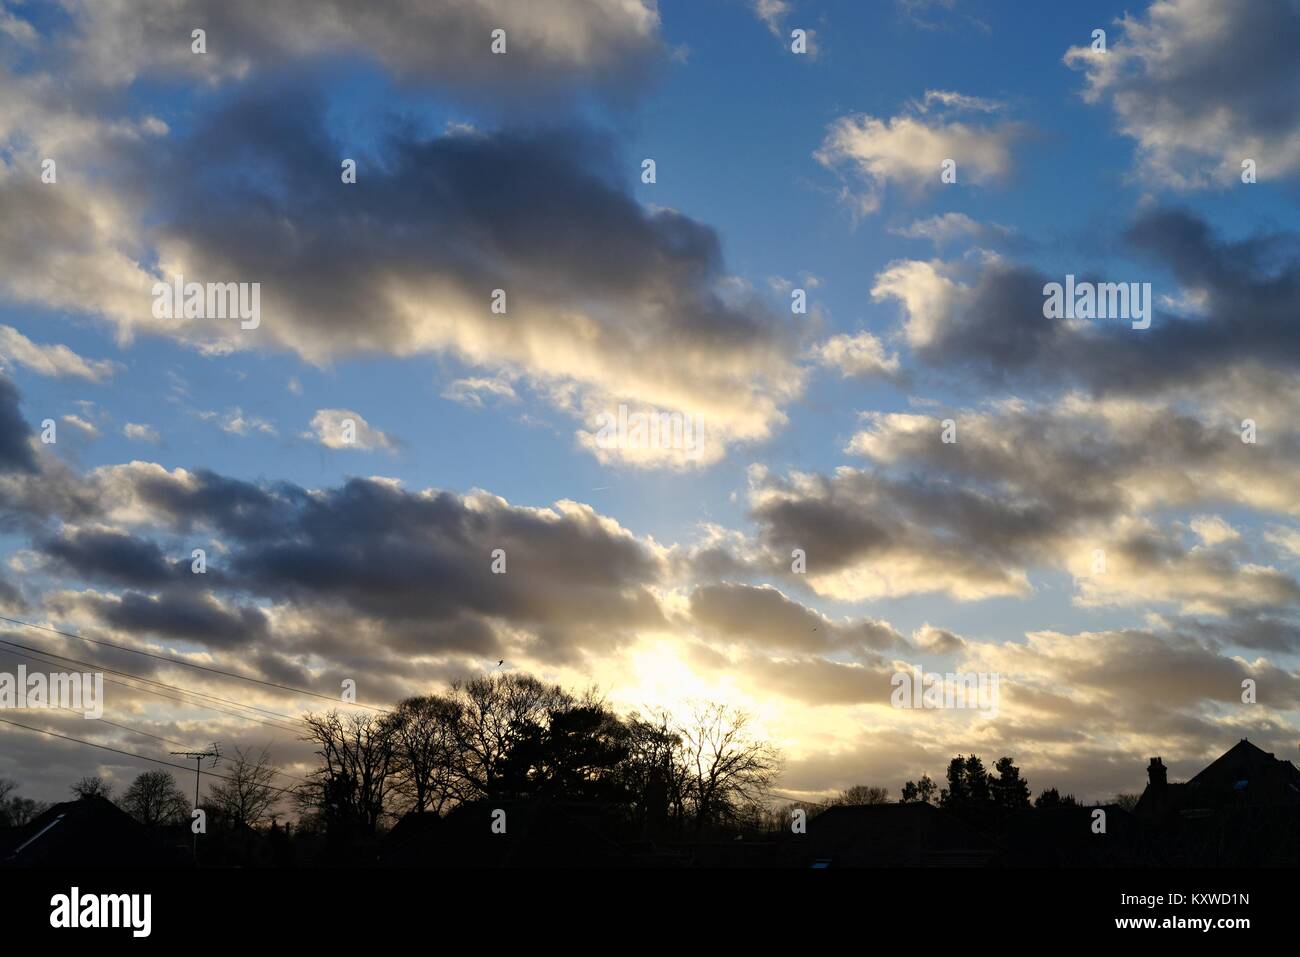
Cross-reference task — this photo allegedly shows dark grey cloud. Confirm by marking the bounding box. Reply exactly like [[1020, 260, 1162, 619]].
[[688, 581, 903, 657], [0, 375, 36, 474], [16, 457, 668, 662], [36, 527, 184, 590], [50, 0, 665, 101], [745, 467, 1055, 600], [67, 590, 270, 650], [0, 569, 24, 611], [12, 82, 801, 466], [875, 208, 1300, 396]]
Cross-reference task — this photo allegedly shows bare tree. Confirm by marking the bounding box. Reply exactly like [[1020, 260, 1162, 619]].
[[0, 778, 48, 827], [390, 694, 465, 814], [450, 673, 572, 798], [1112, 792, 1140, 813], [208, 744, 282, 828], [832, 785, 890, 806], [120, 770, 190, 826], [678, 703, 780, 831], [70, 775, 114, 800], [620, 710, 691, 832], [299, 710, 399, 836]]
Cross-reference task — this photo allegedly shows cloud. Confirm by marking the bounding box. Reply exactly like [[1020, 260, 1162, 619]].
[[1064, 0, 1300, 186], [35, 0, 665, 99], [0, 326, 118, 381], [36, 526, 186, 589], [304, 409, 395, 452], [60, 414, 98, 439], [687, 581, 903, 657], [890, 212, 1017, 249], [743, 463, 1039, 601], [201, 408, 277, 437], [51, 588, 271, 650], [0, 375, 36, 474], [122, 422, 160, 443], [0, 83, 803, 470], [724, 385, 1300, 611], [816, 94, 1024, 214], [870, 208, 1300, 395], [752, 0, 792, 35], [750, 1, 818, 57], [15, 466, 672, 666], [441, 377, 519, 409], [3, 368, 1299, 801], [811, 330, 901, 379], [912, 90, 1003, 114]]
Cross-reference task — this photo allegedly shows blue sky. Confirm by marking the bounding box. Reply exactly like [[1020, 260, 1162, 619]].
[[2, 0, 1300, 803]]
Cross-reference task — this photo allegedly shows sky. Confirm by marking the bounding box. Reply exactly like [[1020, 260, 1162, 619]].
[[1, 0, 1300, 807]]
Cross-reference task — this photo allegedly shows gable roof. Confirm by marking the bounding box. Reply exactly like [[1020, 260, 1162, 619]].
[[1188, 739, 1300, 792], [0, 796, 178, 867], [1137, 739, 1300, 817]]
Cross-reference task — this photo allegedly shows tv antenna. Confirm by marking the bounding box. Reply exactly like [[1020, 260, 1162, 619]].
[[170, 743, 221, 861]]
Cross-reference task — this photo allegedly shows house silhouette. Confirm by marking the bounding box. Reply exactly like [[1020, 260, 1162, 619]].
[[1136, 738, 1300, 819], [0, 796, 181, 868]]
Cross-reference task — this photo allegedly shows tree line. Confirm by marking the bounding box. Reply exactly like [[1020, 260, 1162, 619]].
[[3, 674, 1142, 849], [296, 672, 781, 841]]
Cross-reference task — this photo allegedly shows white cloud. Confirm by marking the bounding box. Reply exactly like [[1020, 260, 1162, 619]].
[[812, 331, 900, 378], [1189, 515, 1239, 546], [891, 212, 1013, 247], [200, 408, 277, 437], [1064, 0, 1300, 186], [304, 408, 396, 452], [441, 376, 518, 409], [60, 414, 98, 438], [0, 325, 118, 381], [816, 98, 1023, 214], [122, 422, 160, 443]]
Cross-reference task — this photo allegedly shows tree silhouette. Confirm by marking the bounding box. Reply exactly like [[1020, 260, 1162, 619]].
[[450, 673, 573, 799], [992, 757, 1032, 812], [900, 774, 937, 804], [0, 778, 47, 826], [678, 703, 779, 831], [208, 744, 282, 828], [120, 770, 190, 827], [70, 775, 114, 800], [1034, 787, 1080, 808], [390, 694, 465, 814], [299, 710, 399, 838], [497, 702, 630, 800], [832, 785, 890, 806], [618, 710, 690, 834]]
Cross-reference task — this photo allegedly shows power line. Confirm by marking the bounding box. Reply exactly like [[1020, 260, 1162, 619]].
[[54, 704, 195, 750], [0, 614, 392, 712], [0, 717, 302, 797], [0, 639, 306, 734], [6, 684, 313, 786], [0, 649, 316, 787], [0, 634, 304, 722]]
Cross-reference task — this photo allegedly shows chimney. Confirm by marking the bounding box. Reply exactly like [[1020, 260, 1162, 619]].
[[1147, 757, 1167, 790]]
